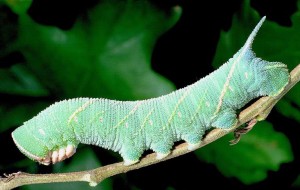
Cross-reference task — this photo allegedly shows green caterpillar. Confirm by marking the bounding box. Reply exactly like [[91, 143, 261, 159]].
[[12, 17, 289, 166]]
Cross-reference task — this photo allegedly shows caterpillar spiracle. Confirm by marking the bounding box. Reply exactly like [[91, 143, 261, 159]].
[[12, 16, 289, 166]]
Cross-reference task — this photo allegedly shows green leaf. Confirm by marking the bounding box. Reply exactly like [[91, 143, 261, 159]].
[[292, 174, 300, 187], [21, 147, 113, 190], [0, 101, 48, 132], [0, 65, 48, 96], [14, 0, 181, 100], [195, 121, 293, 184], [3, 0, 32, 15]]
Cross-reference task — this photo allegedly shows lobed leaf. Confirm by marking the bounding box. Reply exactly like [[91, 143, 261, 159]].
[[196, 121, 293, 184]]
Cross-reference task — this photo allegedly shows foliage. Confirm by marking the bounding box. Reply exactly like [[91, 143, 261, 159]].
[[0, 0, 300, 189]]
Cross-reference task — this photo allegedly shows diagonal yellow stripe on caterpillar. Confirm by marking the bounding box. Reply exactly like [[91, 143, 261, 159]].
[[68, 99, 97, 124], [113, 101, 143, 128], [189, 88, 208, 125], [162, 87, 193, 130], [134, 108, 155, 136], [213, 16, 266, 118]]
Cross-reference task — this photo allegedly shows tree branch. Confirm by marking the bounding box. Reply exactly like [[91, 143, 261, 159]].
[[1, 64, 300, 190]]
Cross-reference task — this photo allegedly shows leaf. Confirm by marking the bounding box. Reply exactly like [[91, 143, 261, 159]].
[[292, 174, 300, 187], [0, 65, 48, 96], [0, 101, 48, 132], [21, 147, 113, 190], [3, 0, 32, 15], [195, 121, 293, 184], [13, 0, 181, 100]]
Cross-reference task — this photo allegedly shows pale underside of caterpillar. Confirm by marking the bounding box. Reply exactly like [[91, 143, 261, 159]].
[[12, 16, 289, 166]]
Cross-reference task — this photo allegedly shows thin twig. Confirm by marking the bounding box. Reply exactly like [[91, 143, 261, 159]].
[[1, 64, 300, 190]]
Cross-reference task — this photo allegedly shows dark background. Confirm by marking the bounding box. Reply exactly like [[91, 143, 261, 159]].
[[1, 0, 299, 189]]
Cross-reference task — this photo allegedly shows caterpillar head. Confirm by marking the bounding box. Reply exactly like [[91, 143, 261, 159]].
[[11, 102, 79, 165]]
